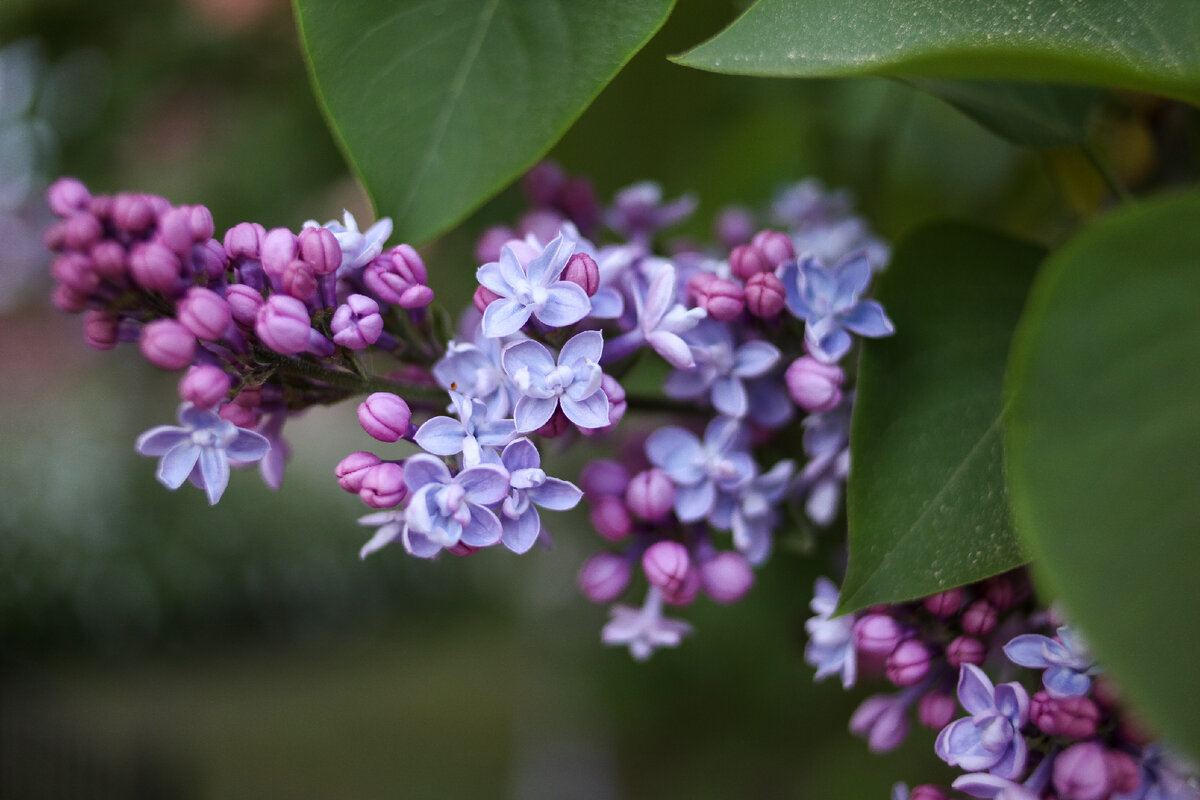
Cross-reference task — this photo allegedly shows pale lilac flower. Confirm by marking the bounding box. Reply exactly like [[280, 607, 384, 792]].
[[603, 259, 706, 368], [399, 454, 509, 558], [502, 330, 610, 432], [432, 333, 513, 420], [357, 508, 405, 559], [606, 181, 696, 244], [850, 686, 923, 753], [796, 400, 852, 526], [935, 664, 1030, 780], [601, 587, 692, 661], [304, 210, 392, 277], [954, 748, 1056, 800], [414, 391, 516, 466], [663, 320, 781, 417], [1004, 626, 1098, 699], [645, 416, 754, 523], [476, 233, 590, 337], [494, 437, 582, 554], [135, 403, 270, 505], [710, 459, 795, 565], [804, 577, 857, 689], [780, 252, 894, 363]]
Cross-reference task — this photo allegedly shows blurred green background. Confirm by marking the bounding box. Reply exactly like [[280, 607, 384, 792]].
[[2, 0, 1172, 797]]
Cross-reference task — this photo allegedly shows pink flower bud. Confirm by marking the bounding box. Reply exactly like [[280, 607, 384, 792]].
[[447, 542, 480, 557], [579, 460, 630, 497], [699, 551, 754, 604], [51, 253, 99, 294], [714, 205, 754, 249], [331, 294, 384, 350], [255, 294, 313, 354], [589, 495, 631, 541], [961, 599, 998, 637], [1031, 691, 1101, 738], [51, 283, 88, 312], [261, 227, 298, 277], [224, 283, 264, 328], [89, 241, 126, 281], [190, 239, 229, 282], [157, 207, 196, 254], [83, 311, 120, 350], [358, 462, 407, 508], [281, 258, 318, 300], [536, 407, 571, 438], [1105, 750, 1140, 795], [1053, 742, 1114, 800], [111, 193, 155, 234], [854, 613, 904, 658], [179, 364, 231, 409], [224, 221, 265, 259], [186, 205, 215, 242], [580, 374, 627, 438], [642, 541, 690, 595], [140, 318, 196, 370], [923, 587, 964, 618], [910, 787, 948, 800], [62, 212, 102, 251], [47, 177, 91, 217], [886, 639, 933, 687], [357, 392, 412, 442], [219, 402, 259, 428], [473, 285, 500, 313], [364, 245, 433, 308], [786, 356, 845, 413], [695, 277, 744, 322], [129, 241, 182, 293], [177, 287, 232, 340], [661, 564, 700, 606], [625, 468, 675, 522], [335, 451, 383, 493], [984, 574, 1017, 610], [577, 552, 631, 603], [744, 271, 785, 318], [523, 161, 566, 207], [729, 243, 769, 282], [518, 209, 564, 243], [946, 635, 987, 667], [560, 178, 599, 231], [298, 226, 342, 275], [917, 691, 957, 730], [474, 226, 514, 264], [562, 252, 599, 296], [750, 229, 795, 268]]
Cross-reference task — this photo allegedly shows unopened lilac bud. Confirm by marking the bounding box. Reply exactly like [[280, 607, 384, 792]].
[[186, 205, 215, 241], [281, 259, 318, 300], [961, 599, 998, 637], [745, 271, 785, 318], [1053, 742, 1114, 800], [1031, 691, 1101, 738], [560, 177, 599, 231], [111, 193, 155, 234], [578, 552, 631, 603], [589, 495, 631, 541], [855, 613, 904, 658], [700, 551, 754, 604], [580, 460, 630, 497], [447, 542, 480, 557], [335, 451, 382, 493], [729, 244, 769, 282], [534, 408, 569, 439], [158, 206, 195, 254], [518, 209, 564, 244], [1105, 751, 1140, 795], [44, 221, 67, 252], [89, 240, 126, 280], [358, 462, 407, 508], [984, 575, 1017, 610], [786, 356, 845, 413], [523, 161, 566, 206], [946, 635, 987, 667], [474, 226, 514, 264], [62, 212, 103, 251], [661, 564, 700, 606], [298, 226, 342, 275], [923, 588, 964, 618], [129, 241, 181, 293], [600, 374, 626, 426], [917, 691, 957, 730], [696, 277, 744, 322], [562, 252, 599, 296], [750, 229, 796, 268], [192, 239, 228, 282], [219, 401, 258, 428], [910, 787, 948, 800], [714, 205, 754, 249], [357, 392, 412, 442], [84, 311, 120, 350], [224, 283, 264, 328], [886, 639, 933, 687], [140, 318, 196, 370], [261, 227, 298, 277], [177, 287, 232, 340], [642, 541, 690, 594], [51, 253, 99, 294], [331, 294, 384, 349], [224, 221, 265, 259], [625, 468, 675, 522], [51, 284, 87, 312], [365, 245, 433, 308], [47, 177, 91, 217], [473, 285, 500, 313], [255, 294, 313, 354], [179, 364, 231, 409]]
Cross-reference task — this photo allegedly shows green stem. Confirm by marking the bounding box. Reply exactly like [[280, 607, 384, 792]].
[[253, 349, 446, 403], [1082, 141, 1133, 204]]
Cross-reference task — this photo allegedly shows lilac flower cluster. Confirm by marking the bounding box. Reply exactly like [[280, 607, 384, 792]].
[[803, 571, 1199, 800]]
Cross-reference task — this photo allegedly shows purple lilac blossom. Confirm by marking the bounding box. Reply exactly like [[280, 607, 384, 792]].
[[502, 330, 610, 432], [795, 399, 851, 525], [953, 748, 1056, 800], [304, 210, 392, 278], [357, 508, 405, 559], [432, 332, 513, 420], [662, 320, 781, 417], [602, 258, 706, 368], [414, 391, 517, 467], [476, 233, 590, 337], [850, 684, 924, 753], [935, 664, 1030, 780], [780, 252, 894, 363], [710, 459, 795, 565], [1113, 745, 1200, 800], [605, 181, 696, 244], [645, 416, 754, 523], [804, 577, 857, 689], [493, 438, 583, 554], [1003, 626, 1098, 699], [601, 587, 692, 661], [399, 454, 509, 558], [135, 403, 270, 505]]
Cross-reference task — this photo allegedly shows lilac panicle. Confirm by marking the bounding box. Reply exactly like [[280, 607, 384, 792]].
[[476, 233, 590, 337], [780, 251, 894, 363]]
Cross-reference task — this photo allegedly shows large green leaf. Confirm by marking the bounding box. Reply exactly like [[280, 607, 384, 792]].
[[673, 0, 1200, 107], [839, 223, 1042, 614], [1005, 191, 1200, 759], [907, 80, 1100, 148], [294, 0, 675, 245]]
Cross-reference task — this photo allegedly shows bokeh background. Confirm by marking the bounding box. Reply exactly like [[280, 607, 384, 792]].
[[1, 1, 1178, 797]]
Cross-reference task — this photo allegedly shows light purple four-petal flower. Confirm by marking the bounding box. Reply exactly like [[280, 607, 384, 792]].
[[400, 454, 509, 558], [1003, 625, 1097, 698], [494, 438, 583, 554], [935, 663, 1030, 780], [502, 330, 610, 432], [476, 233, 591, 338], [780, 251, 894, 363]]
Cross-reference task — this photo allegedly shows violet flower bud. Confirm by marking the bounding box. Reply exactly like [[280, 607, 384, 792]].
[[923, 588, 964, 618], [536, 408, 571, 439], [560, 178, 599, 232], [886, 639, 933, 687], [744, 271, 786, 318], [220, 401, 258, 428], [910, 787, 948, 800], [661, 565, 700, 606], [298, 226, 342, 275], [43, 221, 66, 252], [186, 205, 215, 242], [961, 599, 999, 636], [224, 222, 265, 260], [129, 241, 182, 293], [335, 451, 382, 493], [51, 253, 99, 294], [191, 239, 229, 282], [625, 468, 675, 522], [177, 287, 232, 340], [255, 294, 313, 354], [946, 635, 987, 667], [985, 575, 1017, 610], [111, 193, 155, 234], [281, 259, 318, 300], [1105, 750, 1140, 795], [331, 293, 384, 349], [224, 283, 264, 328], [62, 212, 103, 251], [357, 392, 412, 442], [518, 209, 565, 244], [750, 229, 796, 268], [589, 495, 632, 541], [47, 177, 91, 217], [855, 614, 904, 660], [474, 226, 514, 264], [179, 364, 231, 409], [714, 205, 754, 249], [580, 460, 630, 497], [917, 691, 958, 730], [1031, 691, 1101, 738], [578, 552, 631, 603], [1053, 742, 1114, 800], [562, 252, 600, 296], [729, 244, 770, 282], [51, 284, 88, 313], [140, 318, 196, 370], [786, 356, 845, 413], [473, 285, 500, 314], [89, 240, 127, 280], [642, 541, 690, 596], [523, 161, 566, 207], [158, 206, 196, 254], [695, 277, 745, 322], [83, 311, 120, 350], [358, 462, 407, 508], [364, 245, 434, 308], [699, 551, 754, 604], [599, 374, 626, 427], [261, 227, 298, 277]]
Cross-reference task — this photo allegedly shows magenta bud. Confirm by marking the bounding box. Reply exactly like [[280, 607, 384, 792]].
[[625, 468, 675, 522], [281, 258, 318, 300], [47, 177, 91, 217], [179, 364, 231, 409], [696, 277, 745, 322], [729, 244, 770, 282], [83, 311, 120, 350], [536, 407, 571, 439], [577, 552, 631, 603], [589, 495, 632, 541], [923, 587, 964, 618], [786, 356, 845, 413], [685, 271, 719, 306], [984, 575, 1017, 610], [917, 691, 958, 730], [157, 206, 196, 254], [744, 271, 786, 318], [89, 240, 126, 280], [357, 392, 412, 443], [224, 221, 266, 259], [261, 227, 298, 277], [255, 294, 313, 354], [910, 787, 948, 800], [961, 599, 998, 637], [946, 635, 987, 667], [364, 245, 433, 308], [177, 287, 232, 340], [128, 241, 182, 293], [51, 283, 88, 313], [331, 293, 384, 350], [886, 639, 933, 687], [140, 318, 196, 370], [473, 285, 501, 314], [661, 564, 700, 606], [62, 212, 103, 251], [474, 226, 515, 264], [750, 229, 796, 268], [1105, 751, 1140, 795], [191, 238, 229, 282], [298, 226, 342, 276], [563, 252, 600, 296], [43, 221, 67, 252], [599, 374, 626, 427], [714, 205, 754, 249], [224, 283, 264, 328], [335, 451, 383, 493], [699, 551, 754, 604], [523, 161, 566, 207], [358, 462, 407, 508], [186, 205, 215, 241], [1053, 742, 1114, 800], [51, 253, 99, 294], [642, 541, 690, 595], [560, 177, 599, 231], [219, 402, 258, 428], [1031, 691, 1101, 738], [111, 193, 155, 234], [854, 613, 904, 658], [579, 460, 630, 497], [447, 542, 480, 557]]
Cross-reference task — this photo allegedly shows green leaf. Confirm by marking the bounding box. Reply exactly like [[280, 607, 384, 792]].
[[1005, 190, 1200, 759], [839, 223, 1042, 614], [294, 0, 675, 245], [673, 0, 1200, 107], [907, 79, 1100, 148]]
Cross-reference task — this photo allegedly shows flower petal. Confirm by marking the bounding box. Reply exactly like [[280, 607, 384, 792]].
[[457, 464, 510, 505], [560, 391, 610, 429], [462, 504, 502, 547], [481, 298, 532, 338], [403, 455, 451, 492], [198, 447, 231, 505], [958, 663, 996, 716], [136, 426, 191, 457], [732, 341, 781, 378], [535, 283, 590, 328], [501, 507, 541, 554], [837, 299, 894, 338], [646, 330, 695, 369], [528, 477, 582, 511], [674, 480, 715, 523], [157, 443, 200, 490], [514, 396, 557, 433], [558, 329, 605, 366], [227, 428, 271, 462], [414, 416, 467, 456]]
